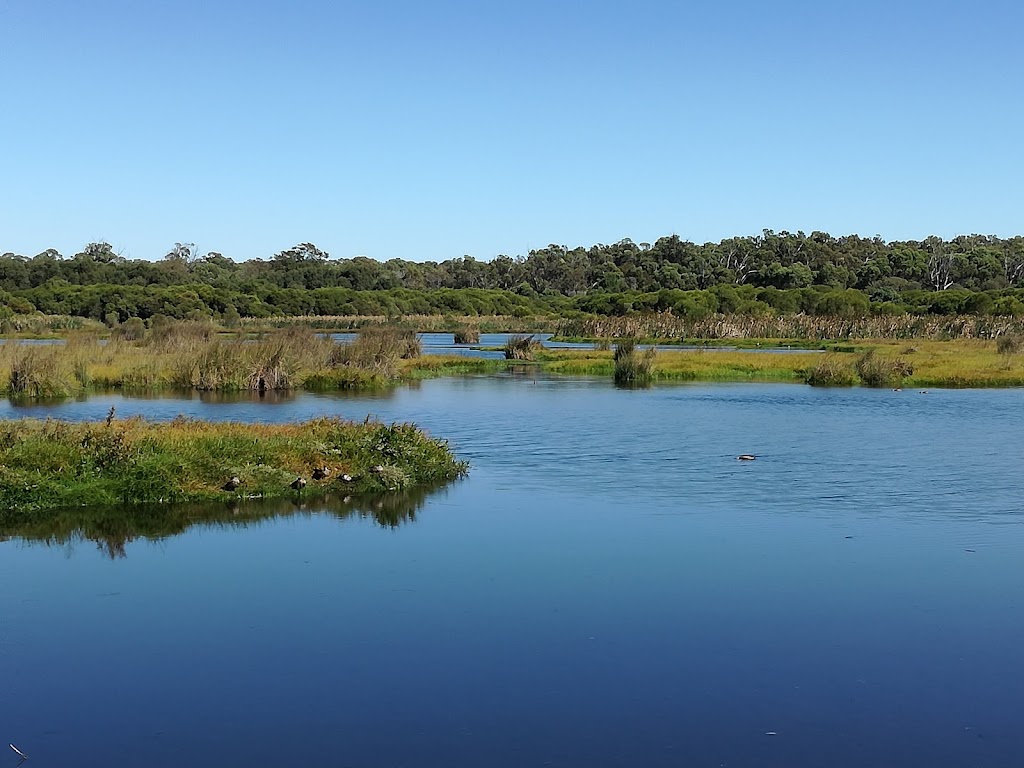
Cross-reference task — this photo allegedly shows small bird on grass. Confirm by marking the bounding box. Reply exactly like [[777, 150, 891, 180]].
[[290, 477, 307, 491], [222, 476, 241, 492], [312, 467, 330, 481]]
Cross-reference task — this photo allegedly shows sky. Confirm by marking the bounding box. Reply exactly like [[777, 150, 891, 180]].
[[1, 0, 1021, 263]]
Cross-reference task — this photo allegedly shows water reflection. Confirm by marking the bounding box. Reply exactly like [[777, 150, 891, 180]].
[[2, 484, 450, 559]]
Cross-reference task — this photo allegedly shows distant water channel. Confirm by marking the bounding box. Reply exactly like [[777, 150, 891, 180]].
[[2, 376, 1023, 767]]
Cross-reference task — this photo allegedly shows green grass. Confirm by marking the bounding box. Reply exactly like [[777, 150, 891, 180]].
[[0, 416, 466, 521], [5, 323, 1024, 394], [537, 340, 1024, 388]]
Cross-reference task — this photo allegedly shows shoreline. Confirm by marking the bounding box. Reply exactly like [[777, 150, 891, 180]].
[[0, 416, 467, 520]]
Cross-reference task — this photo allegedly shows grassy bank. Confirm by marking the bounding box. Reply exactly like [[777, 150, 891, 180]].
[[536, 339, 1024, 388], [0, 416, 466, 520], [4, 321, 1024, 393]]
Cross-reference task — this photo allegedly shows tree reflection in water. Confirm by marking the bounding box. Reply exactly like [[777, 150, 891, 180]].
[[0, 483, 452, 559]]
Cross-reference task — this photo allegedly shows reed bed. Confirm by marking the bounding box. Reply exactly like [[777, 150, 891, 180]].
[[0, 416, 466, 520], [0, 324, 430, 396], [453, 327, 480, 344], [556, 313, 1024, 342], [0, 314, 105, 336], [803, 355, 857, 387], [235, 314, 552, 333]]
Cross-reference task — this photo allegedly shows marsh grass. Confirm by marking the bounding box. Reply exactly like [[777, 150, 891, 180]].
[[398, 355, 506, 379], [504, 335, 543, 360], [612, 339, 656, 386], [6, 323, 1024, 394], [855, 349, 914, 387], [453, 327, 480, 344], [540, 348, 816, 383], [0, 416, 467, 520], [0, 323, 421, 396], [331, 326, 421, 376], [6, 346, 74, 398], [0, 314, 105, 336], [996, 334, 1023, 356], [557, 313, 1024, 342], [803, 355, 857, 387]]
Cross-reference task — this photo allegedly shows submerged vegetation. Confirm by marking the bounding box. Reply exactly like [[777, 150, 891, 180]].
[[0, 416, 466, 520]]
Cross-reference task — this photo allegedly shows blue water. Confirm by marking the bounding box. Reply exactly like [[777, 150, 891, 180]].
[[2, 378, 1023, 767]]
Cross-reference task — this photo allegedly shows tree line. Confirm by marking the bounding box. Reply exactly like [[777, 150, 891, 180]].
[[2, 232, 1024, 321]]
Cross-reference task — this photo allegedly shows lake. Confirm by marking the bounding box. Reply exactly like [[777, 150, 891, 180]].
[[2, 376, 1023, 767]]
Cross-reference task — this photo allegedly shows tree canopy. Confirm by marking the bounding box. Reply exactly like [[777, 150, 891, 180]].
[[1, 232, 1023, 321]]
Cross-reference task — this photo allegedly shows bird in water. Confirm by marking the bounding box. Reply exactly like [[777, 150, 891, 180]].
[[312, 467, 330, 481], [223, 476, 241, 492], [290, 476, 307, 491], [736, 454, 757, 461]]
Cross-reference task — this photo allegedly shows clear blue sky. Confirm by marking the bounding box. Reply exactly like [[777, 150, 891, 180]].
[[1, 0, 1020, 262]]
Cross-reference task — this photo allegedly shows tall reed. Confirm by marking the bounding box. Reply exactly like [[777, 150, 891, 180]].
[[557, 313, 1024, 342], [504, 335, 542, 360], [613, 338, 656, 385], [453, 327, 480, 344]]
